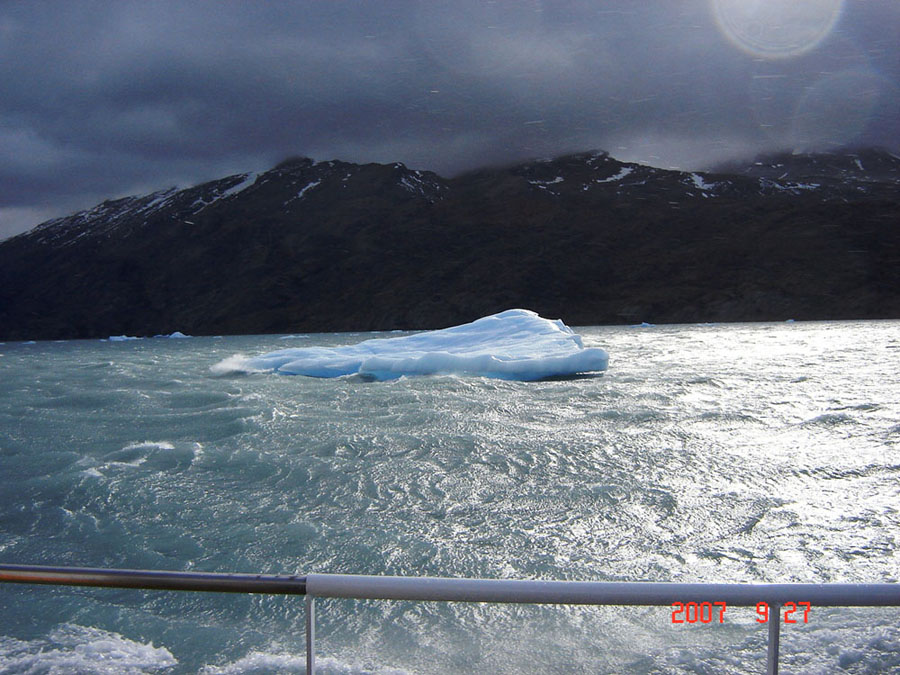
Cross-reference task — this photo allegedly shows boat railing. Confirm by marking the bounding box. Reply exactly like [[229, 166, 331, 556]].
[[2, 564, 898, 674]]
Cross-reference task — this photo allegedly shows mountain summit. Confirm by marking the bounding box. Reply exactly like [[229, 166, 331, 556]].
[[1, 149, 898, 340]]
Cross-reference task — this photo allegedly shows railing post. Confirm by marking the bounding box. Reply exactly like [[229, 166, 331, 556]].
[[766, 602, 780, 675], [306, 595, 316, 675]]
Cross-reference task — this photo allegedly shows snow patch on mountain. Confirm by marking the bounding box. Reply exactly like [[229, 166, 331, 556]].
[[596, 167, 633, 183]]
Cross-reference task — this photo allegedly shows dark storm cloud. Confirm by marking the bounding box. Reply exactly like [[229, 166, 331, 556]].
[[1, 0, 898, 239]]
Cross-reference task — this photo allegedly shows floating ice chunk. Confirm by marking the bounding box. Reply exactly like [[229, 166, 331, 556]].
[[213, 309, 608, 381], [108, 335, 141, 341], [154, 331, 192, 338]]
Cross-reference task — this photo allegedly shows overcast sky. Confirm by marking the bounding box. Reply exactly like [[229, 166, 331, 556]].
[[1, 0, 898, 240]]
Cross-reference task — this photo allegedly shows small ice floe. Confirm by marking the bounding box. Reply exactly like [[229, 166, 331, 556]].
[[212, 309, 609, 381]]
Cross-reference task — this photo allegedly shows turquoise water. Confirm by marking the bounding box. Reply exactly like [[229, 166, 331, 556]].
[[1, 321, 898, 673]]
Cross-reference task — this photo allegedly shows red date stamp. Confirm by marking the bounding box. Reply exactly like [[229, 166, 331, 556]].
[[671, 601, 727, 623], [755, 601, 812, 624], [671, 601, 811, 624]]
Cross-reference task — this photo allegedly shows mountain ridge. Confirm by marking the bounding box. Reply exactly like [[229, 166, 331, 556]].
[[1, 148, 898, 340]]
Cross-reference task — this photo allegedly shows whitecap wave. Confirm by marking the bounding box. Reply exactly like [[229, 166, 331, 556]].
[[199, 652, 409, 675], [123, 441, 176, 451], [0, 624, 176, 674], [209, 354, 268, 376]]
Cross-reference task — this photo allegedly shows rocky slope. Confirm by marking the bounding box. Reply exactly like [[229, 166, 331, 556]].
[[1, 149, 898, 340]]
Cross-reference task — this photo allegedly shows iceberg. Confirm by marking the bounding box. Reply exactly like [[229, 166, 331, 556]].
[[212, 309, 608, 381]]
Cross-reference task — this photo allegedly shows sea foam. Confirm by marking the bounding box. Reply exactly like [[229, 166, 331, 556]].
[[0, 624, 177, 674], [199, 652, 409, 674]]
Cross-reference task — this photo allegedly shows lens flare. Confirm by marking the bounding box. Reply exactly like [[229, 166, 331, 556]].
[[711, 0, 844, 59]]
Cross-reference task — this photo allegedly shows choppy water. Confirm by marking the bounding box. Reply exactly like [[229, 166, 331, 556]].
[[1, 321, 898, 674]]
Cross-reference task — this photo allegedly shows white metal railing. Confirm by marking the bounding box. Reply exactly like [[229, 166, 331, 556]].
[[2, 564, 899, 674]]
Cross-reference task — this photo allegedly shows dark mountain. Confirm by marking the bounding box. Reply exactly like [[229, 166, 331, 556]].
[[1, 149, 898, 340], [715, 147, 900, 188]]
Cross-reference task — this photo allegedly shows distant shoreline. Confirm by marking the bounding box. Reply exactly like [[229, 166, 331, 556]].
[[4, 316, 900, 345], [1, 148, 898, 342]]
